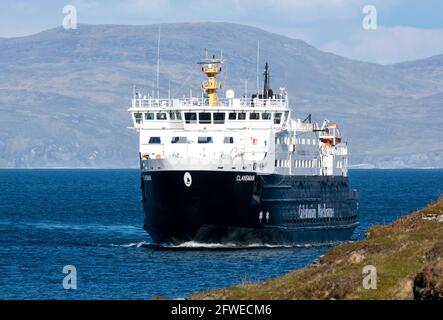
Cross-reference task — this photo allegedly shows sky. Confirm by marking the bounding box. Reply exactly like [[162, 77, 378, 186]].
[[1, 0, 443, 64]]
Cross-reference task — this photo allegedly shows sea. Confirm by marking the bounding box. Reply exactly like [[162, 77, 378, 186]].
[[0, 169, 442, 299]]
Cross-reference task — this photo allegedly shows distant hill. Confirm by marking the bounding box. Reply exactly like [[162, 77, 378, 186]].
[[0, 22, 442, 168]]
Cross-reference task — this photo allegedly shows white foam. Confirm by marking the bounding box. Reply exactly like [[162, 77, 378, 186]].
[[157, 241, 331, 249], [112, 240, 342, 249], [111, 241, 152, 248]]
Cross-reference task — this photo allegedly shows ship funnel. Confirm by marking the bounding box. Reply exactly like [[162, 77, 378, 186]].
[[251, 62, 275, 100], [263, 62, 273, 99]]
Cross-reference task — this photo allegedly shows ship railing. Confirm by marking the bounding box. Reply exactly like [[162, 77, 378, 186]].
[[131, 96, 288, 109], [292, 120, 315, 132]]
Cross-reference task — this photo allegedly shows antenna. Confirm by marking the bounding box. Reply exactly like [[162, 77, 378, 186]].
[[223, 58, 228, 92], [256, 40, 260, 96], [168, 80, 171, 101], [244, 80, 248, 98], [156, 26, 161, 99]]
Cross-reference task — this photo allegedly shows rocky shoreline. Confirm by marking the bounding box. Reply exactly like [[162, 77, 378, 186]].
[[190, 199, 443, 300]]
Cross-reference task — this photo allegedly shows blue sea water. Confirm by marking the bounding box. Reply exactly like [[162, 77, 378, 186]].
[[0, 169, 442, 300]]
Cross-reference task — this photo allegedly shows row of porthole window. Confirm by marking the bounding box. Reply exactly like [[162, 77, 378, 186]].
[[275, 136, 318, 145], [274, 159, 318, 168], [294, 160, 318, 168], [297, 138, 317, 145], [275, 160, 345, 169], [275, 160, 290, 168], [148, 136, 235, 144]]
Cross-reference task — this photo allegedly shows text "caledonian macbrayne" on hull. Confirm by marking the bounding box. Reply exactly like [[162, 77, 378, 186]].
[[128, 52, 358, 245]]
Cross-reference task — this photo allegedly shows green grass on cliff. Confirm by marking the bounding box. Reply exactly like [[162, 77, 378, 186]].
[[190, 199, 443, 300]]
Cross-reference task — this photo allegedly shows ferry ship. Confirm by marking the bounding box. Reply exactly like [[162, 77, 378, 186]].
[[128, 53, 358, 245]]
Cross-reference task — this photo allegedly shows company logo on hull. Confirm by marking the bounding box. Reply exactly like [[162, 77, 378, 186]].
[[298, 204, 335, 219], [184, 172, 192, 187], [236, 175, 255, 182]]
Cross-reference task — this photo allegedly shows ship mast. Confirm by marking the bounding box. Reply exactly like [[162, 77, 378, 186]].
[[198, 53, 223, 106]]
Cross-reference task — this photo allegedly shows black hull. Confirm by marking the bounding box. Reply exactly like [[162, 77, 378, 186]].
[[141, 170, 358, 245]]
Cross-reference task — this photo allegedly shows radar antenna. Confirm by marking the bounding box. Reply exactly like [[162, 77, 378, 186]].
[[197, 52, 224, 106], [156, 26, 161, 99]]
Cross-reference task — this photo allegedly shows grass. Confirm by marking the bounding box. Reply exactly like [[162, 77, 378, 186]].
[[190, 199, 443, 300]]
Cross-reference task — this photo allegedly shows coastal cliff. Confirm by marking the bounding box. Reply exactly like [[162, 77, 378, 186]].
[[191, 199, 443, 300]]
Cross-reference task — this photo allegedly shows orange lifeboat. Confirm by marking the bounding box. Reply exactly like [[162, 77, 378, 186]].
[[319, 123, 342, 147]]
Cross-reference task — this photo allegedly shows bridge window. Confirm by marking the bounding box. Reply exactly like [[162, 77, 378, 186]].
[[198, 137, 213, 144], [274, 113, 282, 124], [262, 112, 271, 120], [185, 112, 197, 124], [134, 113, 142, 124], [144, 113, 155, 120], [249, 112, 260, 120], [176, 111, 183, 120], [224, 137, 234, 144], [228, 112, 236, 120], [169, 111, 176, 120], [199, 112, 212, 124], [171, 137, 187, 144], [213, 112, 226, 124], [238, 112, 246, 120], [149, 137, 161, 144], [156, 113, 167, 120]]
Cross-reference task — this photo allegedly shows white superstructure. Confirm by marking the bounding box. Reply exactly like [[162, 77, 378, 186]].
[[128, 56, 348, 177]]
